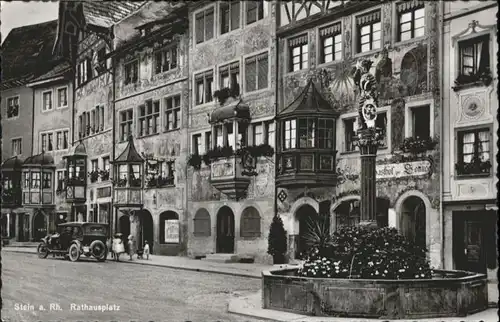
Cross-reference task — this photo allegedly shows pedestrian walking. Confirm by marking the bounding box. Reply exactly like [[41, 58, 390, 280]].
[[143, 240, 150, 260], [127, 235, 135, 261], [113, 233, 125, 262]]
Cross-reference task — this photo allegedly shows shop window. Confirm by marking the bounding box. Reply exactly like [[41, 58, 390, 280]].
[[195, 71, 214, 105], [319, 22, 342, 64], [154, 46, 178, 74], [139, 100, 160, 137], [240, 207, 261, 237], [456, 128, 491, 176], [124, 60, 139, 85], [195, 7, 214, 44], [245, 53, 268, 92], [220, 1, 240, 34], [165, 95, 181, 130], [119, 109, 133, 141], [159, 211, 180, 244], [356, 10, 381, 53], [193, 208, 211, 237], [246, 0, 267, 25], [397, 1, 425, 42], [289, 34, 308, 72]]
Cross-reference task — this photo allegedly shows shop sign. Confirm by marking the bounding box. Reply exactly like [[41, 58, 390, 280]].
[[376, 160, 432, 180], [164, 219, 179, 243]]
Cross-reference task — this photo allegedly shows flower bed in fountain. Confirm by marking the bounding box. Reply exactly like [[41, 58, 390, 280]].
[[262, 225, 488, 319]]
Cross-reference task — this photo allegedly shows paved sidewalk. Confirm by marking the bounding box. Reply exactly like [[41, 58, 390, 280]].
[[2, 246, 275, 279], [228, 291, 497, 322]]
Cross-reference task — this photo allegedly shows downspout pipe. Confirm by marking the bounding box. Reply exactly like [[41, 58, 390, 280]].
[[273, 4, 280, 228], [31, 88, 35, 156], [438, 1, 445, 270], [110, 27, 117, 238]]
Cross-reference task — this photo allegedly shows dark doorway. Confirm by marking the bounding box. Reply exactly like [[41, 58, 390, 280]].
[[119, 215, 130, 252], [400, 196, 426, 248], [376, 197, 390, 228], [216, 206, 235, 253], [453, 211, 496, 274], [18, 214, 29, 242], [33, 212, 47, 241], [296, 204, 319, 259], [141, 210, 154, 254]]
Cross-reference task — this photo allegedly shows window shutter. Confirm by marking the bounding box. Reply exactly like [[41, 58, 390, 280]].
[[245, 57, 257, 92], [257, 54, 268, 90], [205, 9, 214, 40], [231, 2, 240, 30]]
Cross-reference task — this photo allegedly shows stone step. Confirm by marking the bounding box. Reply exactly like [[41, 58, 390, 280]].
[[8, 241, 39, 247], [202, 253, 240, 263]]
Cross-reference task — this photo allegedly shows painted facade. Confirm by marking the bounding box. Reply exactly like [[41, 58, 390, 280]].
[[112, 2, 190, 256], [186, 1, 277, 262], [274, 1, 442, 267], [441, 0, 498, 304]]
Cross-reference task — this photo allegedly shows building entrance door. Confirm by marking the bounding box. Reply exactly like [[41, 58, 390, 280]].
[[216, 207, 235, 253], [33, 212, 47, 241], [453, 211, 496, 274]]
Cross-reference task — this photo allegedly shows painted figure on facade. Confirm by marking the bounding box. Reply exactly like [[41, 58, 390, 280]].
[[352, 59, 379, 130]]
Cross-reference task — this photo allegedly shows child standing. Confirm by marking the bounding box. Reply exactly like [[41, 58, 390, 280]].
[[143, 240, 150, 260], [127, 235, 135, 261]]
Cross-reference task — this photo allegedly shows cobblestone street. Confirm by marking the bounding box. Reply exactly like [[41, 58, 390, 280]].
[[2, 252, 266, 322]]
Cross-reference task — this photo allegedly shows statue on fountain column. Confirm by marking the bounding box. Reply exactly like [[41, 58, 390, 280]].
[[351, 59, 379, 130]]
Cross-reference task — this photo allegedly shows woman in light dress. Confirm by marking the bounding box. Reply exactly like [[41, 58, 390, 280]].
[[112, 233, 125, 262], [127, 235, 136, 261]]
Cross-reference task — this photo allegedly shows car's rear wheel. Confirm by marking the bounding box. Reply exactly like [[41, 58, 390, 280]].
[[68, 243, 80, 262], [37, 243, 49, 259], [90, 240, 107, 262]]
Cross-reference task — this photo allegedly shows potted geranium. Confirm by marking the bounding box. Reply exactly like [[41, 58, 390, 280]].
[[267, 215, 288, 264]]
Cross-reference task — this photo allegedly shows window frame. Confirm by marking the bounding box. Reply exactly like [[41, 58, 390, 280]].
[[455, 126, 492, 178], [219, 1, 241, 35], [153, 45, 178, 75], [11, 137, 22, 156], [42, 90, 53, 112], [404, 99, 434, 140], [119, 109, 134, 142], [218, 60, 240, 91], [124, 59, 139, 85], [317, 21, 343, 65], [56, 169, 67, 192], [396, 3, 425, 42], [55, 129, 70, 151], [244, 51, 269, 93], [138, 100, 161, 137], [56, 86, 69, 109], [164, 94, 182, 131], [457, 34, 490, 78], [245, 0, 267, 25], [6, 95, 20, 119], [354, 9, 382, 54], [287, 34, 309, 73], [240, 207, 261, 238], [193, 208, 211, 237], [194, 6, 215, 44], [194, 70, 214, 106]]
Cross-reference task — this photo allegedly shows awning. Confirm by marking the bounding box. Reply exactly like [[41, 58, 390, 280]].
[[23, 152, 55, 168], [209, 99, 251, 124]]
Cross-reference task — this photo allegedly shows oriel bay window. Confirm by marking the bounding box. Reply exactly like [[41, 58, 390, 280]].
[[456, 128, 491, 176], [22, 153, 56, 205], [356, 10, 381, 53], [276, 80, 338, 188]]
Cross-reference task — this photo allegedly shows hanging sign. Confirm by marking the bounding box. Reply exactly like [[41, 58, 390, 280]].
[[164, 219, 179, 243], [376, 160, 432, 180]]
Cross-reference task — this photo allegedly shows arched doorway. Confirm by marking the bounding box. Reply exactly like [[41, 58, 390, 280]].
[[119, 215, 131, 252], [333, 199, 360, 230], [216, 206, 235, 253], [400, 196, 426, 247], [141, 210, 154, 254], [33, 212, 47, 241], [295, 204, 319, 259]]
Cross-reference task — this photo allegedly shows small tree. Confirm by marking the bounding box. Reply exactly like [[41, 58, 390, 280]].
[[268, 215, 287, 264]]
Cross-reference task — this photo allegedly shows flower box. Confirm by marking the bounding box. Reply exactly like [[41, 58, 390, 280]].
[[455, 159, 491, 176], [400, 137, 438, 154]]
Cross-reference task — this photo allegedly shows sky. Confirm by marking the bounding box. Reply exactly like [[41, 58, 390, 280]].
[[1, 1, 59, 42]]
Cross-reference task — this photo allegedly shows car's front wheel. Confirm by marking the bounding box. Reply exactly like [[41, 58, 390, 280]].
[[90, 240, 107, 262], [37, 243, 49, 259], [68, 243, 80, 262]]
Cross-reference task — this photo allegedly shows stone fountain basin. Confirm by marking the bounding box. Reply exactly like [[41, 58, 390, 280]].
[[262, 266, 488, 319]]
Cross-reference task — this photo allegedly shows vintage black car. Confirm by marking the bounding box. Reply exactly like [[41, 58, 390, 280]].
[[37, 222, 108, 262]]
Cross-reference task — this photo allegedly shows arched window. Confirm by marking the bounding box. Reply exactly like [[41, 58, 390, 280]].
[[335, 199, 360, 229], [193, 208, 211, 237], [159, 211, 179, 244], [240, 206, 261, 237]]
